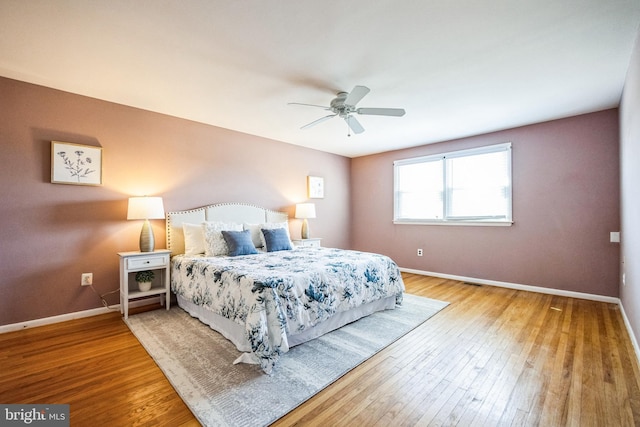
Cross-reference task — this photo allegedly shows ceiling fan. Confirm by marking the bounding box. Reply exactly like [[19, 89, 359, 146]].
[[288, 85, 406, 136]]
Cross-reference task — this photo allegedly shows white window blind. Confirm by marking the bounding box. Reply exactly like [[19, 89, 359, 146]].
[[394, 143, 512, 225]]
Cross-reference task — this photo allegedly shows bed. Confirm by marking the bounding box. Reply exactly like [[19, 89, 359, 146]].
[[166, 202, 405, 374]]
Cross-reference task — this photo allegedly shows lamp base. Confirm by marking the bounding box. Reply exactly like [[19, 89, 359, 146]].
[[139, 219, 155, 252], [301, 219, 310, 239]]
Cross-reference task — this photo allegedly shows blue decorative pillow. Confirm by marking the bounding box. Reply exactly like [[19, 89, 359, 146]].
[[221, 230, 258, 256], [261, 228, 293, 252]]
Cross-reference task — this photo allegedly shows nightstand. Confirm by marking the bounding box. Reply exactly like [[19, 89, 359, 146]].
[[292, 238, 322, 248], [118, 250, 171, 319]]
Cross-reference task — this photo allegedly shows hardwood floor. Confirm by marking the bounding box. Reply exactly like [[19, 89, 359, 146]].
[[2, 273, 639, 426]]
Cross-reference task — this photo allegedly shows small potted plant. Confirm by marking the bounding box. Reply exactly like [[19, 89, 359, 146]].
[[135, 270, 155, 292]]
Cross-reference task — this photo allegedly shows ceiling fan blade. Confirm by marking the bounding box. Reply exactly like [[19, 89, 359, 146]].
[[300, 114, 337, 129], [356, 107, 406, 117], [345, 115, 365, 134], [288, 102, 331, 110], [344, 85, 370, 106]]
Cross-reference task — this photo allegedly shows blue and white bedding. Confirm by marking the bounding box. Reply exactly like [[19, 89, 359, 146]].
[[171, 247, 405, 374]]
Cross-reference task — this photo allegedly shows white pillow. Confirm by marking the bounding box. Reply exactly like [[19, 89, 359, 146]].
[[182, 223, 206, 256], [203, 221, 243, 256], [258, 222, 293, 249], [243, 223, 264, 248]]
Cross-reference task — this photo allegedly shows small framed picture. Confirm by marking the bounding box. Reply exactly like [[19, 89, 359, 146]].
[[51, 141, 102, 186], [307, 176, 324, 199]]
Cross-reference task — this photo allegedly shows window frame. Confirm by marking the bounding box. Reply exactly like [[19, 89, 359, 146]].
[[393, 143, 513, 226]]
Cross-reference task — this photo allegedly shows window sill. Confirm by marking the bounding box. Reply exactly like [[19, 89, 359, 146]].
[[393, 220, 513, 227]]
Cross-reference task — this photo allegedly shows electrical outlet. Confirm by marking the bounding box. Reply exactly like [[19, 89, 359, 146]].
[[81, 273, 93, 287], [417, 248, 423, 256]]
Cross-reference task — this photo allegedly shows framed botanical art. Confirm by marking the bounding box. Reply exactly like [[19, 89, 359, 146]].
[[307, 175, 324, 199], [51, 141, 102, 186]]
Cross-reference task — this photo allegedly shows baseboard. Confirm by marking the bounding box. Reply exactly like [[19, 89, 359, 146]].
[[400, 268, 620, 304], [618, 301, 640, 368], [0, 297, 162, 334]]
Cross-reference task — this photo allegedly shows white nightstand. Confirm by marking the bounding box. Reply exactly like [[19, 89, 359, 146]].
[[118, 250, 171, 319], [292, 238, 322, 248]]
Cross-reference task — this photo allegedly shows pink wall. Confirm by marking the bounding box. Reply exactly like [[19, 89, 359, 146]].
[[352, 109, 620, 297], [620, 30, 640, 342], [0, 73, 626, 327], [0, 77, 351, 326]]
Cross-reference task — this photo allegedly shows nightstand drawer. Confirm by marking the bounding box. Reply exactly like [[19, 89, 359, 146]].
[[292, 238, 322, 248], [127, 255, 168, 270]]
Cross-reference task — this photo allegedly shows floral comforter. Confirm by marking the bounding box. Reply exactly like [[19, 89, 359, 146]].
[[171, 247, 405, 374]]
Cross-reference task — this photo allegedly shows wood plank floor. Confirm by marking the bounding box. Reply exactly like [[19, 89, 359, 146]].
[[1, 273, 639, 426]]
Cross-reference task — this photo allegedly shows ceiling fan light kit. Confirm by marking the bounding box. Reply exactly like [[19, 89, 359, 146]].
[[289, 85, 405, 136]]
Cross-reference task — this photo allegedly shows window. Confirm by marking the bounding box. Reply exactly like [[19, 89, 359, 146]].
[[394, 143, 512, 225]]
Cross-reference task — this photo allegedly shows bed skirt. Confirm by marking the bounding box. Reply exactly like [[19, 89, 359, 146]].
[[176, 294, 397, 355]]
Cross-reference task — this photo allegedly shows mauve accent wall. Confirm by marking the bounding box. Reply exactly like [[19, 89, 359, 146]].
[[620, 30, 640, 345], [351, 109, 620, 297], [0, 77, 350, 326]]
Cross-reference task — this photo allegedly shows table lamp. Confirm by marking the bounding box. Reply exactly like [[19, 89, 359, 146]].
[[127, 196, 165, 252], [295, 203, 316, 239]]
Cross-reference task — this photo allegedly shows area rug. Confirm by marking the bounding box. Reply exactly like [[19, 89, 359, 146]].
[[125, 294, 448, 426]]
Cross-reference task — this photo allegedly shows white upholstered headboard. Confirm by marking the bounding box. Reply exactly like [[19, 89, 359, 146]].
[[166, 202, 289, 256]]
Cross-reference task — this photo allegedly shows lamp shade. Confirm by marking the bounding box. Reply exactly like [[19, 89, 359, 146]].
[[295, 203, 316, 219], [127, 197, 165, 220]]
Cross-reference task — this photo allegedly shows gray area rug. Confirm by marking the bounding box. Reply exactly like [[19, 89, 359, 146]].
[[125, 294, 449, 426]]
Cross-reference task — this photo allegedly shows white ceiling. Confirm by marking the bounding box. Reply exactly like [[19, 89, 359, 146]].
[[1, 1, 639, 158]]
